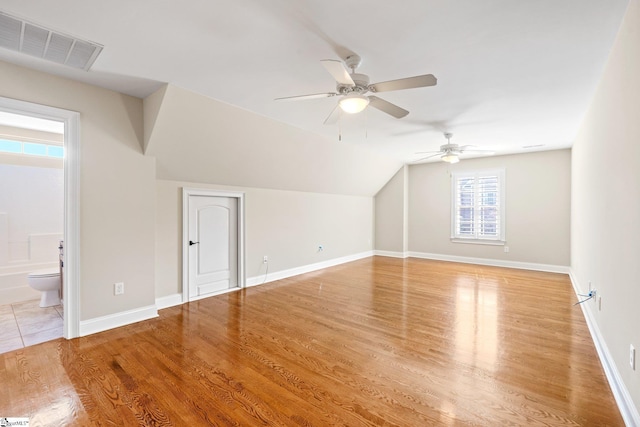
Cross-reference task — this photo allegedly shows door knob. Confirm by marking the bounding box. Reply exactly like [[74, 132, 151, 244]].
[[189, 240, 199, 246]]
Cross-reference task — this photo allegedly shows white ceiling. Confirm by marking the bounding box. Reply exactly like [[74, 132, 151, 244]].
[[0, 0, 629, 163]]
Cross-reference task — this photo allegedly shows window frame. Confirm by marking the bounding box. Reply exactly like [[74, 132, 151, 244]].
[[451, 169, 506, 244]]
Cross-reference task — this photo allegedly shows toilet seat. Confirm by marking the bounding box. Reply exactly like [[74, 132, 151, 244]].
[[28, 268, 60, 278]]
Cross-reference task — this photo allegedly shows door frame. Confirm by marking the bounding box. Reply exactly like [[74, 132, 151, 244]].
[[182, 188, 245, 302], [0, 96, 80, 339]]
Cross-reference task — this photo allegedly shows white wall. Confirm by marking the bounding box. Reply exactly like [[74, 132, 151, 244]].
[[407, 150, 571, 267], [572, 0, 640, 418], [0, 164, 62, 263], [0, 60, 157, 320], [156, 179, 374, 298]]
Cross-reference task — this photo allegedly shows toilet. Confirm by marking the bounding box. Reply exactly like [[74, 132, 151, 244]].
[[28, 268, 61, 307]]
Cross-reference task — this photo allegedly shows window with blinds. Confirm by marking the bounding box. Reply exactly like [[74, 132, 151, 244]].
[[451, 169, 505, 241]]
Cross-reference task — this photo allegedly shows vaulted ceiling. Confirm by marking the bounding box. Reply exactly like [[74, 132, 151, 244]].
[[0, 0, 629, 163]]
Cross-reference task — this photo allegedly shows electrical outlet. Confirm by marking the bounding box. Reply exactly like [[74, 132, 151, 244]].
[[114, 282, 124, 295], [631, 345, 636, 370], [263, 255, 268, 264], [503, 246, 509, 253]]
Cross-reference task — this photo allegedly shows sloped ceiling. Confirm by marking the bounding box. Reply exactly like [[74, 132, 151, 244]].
[[0, 1, 630, 166], [145, 84, 402, 196]]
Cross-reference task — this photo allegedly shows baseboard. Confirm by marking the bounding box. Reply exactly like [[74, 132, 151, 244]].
[[246, 251, 374, 287], [569, 271, 640, 427], [373, 250, 409, 258], [156, 293, 183, 310], [79, 305, 158, 337], [0, 285, 41, 305], [407, 251, 570, 274]]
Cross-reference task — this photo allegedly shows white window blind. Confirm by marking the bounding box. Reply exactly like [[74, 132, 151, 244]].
[[452, 169, 505, 241]]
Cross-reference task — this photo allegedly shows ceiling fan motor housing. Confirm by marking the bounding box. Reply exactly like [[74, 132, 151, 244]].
[[337, 73, 370, 95]]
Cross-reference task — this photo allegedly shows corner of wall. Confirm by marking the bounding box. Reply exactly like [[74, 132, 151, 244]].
[[143, 83, 169, 154]]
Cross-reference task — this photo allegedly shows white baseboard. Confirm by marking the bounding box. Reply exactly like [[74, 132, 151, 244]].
[[373, 250, 409, 258], [407, 251, 570, 274], [0, 285, 41, 305], [569, 271, 640, 427], [156, 293, 183, 310], [79, 305, 158, 337], [246, 251, 374, 287]]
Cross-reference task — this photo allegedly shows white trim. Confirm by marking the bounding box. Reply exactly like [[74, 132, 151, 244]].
[[0, 96, 80, 339], [569, 271, 640, 427], [373, 250, 409, 258], [407, 251, 570, 274], [451, 168, 506, 241], [79, 305, 158, 337], [155, 293, 183, 310], [450, 238, 505, 246], [188, 286, 241, 301], [246, 251, 373, 287], [182, 188, 246, 303]]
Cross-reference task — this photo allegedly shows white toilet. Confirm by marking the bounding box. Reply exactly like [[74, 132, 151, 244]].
[[28, 268, 61, 307]]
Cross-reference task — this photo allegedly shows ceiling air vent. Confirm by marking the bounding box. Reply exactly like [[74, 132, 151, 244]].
[[0, 11, 103, 71]]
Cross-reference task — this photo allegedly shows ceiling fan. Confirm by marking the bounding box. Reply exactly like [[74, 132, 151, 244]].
[[275, 54, 437, 124], [414, 133, 494, 164]]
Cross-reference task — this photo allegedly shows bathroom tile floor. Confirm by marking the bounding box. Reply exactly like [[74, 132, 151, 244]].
[[0, 299, 63, 354]]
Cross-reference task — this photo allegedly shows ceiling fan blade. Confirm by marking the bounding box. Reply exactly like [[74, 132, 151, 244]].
[[368, 96, 409, 119], [275, 92, 338, 101], [323, 104, 341, 125], [321, 59, 355, 86], [413, 153, 443, 163], [459, 145, 495, 155], [369, 74, 437, 93]]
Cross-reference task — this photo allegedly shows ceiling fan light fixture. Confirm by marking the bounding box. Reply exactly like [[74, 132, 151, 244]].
[[441, 153, 459, 164], [339, 93, 369, 114]]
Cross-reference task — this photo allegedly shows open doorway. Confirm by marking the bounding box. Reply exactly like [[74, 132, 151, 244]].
[[0, 96, 79, 347]]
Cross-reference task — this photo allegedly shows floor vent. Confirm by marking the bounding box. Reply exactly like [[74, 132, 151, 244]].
[[0, 11, 103, 71]]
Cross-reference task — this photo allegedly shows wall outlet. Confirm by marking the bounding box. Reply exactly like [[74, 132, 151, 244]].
[[263, 255, 268, 264], [503, 246, 509, 253], [631, 344, 636, 370], [114, 282, 124, 295]]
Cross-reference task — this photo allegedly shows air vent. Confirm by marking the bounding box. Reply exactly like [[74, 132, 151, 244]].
[[0, 11, 103, 71]]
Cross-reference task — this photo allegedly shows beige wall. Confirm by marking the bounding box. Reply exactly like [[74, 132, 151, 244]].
[[145, 84, 402, 197], [156, 179, 374, 298], [0, 60, 157, 320], [572, 0, 640, 413], [374, 166, 406, 253], [407, 150, 571, 267]]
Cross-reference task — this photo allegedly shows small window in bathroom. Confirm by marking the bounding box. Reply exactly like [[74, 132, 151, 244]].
[[0, 138, 63, 158], [0, 139, 22, 154], [24, 142, 48, 156]]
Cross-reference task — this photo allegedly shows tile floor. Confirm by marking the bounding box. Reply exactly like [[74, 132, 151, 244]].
[[0, 299, 63, 354]]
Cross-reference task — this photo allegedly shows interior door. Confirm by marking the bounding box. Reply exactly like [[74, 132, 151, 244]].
[[188, 195, 238, 299]]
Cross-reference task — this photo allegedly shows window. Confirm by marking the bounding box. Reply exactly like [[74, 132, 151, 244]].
[[451, 169, 505, 242], [0, 138, 64, 158]]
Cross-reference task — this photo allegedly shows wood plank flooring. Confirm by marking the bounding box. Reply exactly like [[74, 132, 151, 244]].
[[0, 257, 624, 426]]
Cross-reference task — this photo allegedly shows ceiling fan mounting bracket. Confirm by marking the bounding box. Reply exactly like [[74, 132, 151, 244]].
[[344, 54, 362, 71]]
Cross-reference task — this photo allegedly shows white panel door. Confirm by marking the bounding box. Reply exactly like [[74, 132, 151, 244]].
[[188, 195, 238, 299]]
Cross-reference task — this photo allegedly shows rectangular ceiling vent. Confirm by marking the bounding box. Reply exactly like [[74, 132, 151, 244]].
[[0, 11, 103, 71]]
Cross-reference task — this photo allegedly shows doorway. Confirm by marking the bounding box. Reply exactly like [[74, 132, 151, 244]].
[[0, 96, 80, 339], [182, 188, 245, 302]]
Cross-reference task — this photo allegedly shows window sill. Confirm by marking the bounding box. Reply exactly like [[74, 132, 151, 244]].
[[450, 238, 505, 246]]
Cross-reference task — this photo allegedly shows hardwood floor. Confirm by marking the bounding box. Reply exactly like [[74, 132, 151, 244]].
[[0, 257, 624, 426]]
